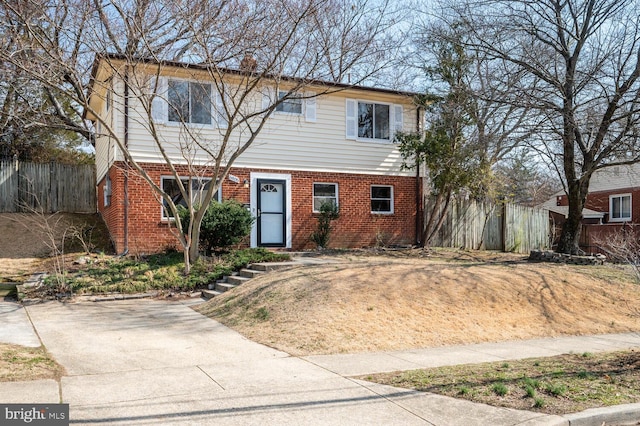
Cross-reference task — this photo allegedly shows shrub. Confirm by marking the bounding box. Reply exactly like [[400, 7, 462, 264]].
[[179, 200, 254, 254], [310, 201, 340, 249]]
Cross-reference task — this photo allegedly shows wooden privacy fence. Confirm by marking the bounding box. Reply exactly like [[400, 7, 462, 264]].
[[0, 160, 96, 213], [427, 197, 550, 254]]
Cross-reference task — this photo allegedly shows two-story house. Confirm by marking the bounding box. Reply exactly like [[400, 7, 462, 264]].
[[86, 54, 422, 254]]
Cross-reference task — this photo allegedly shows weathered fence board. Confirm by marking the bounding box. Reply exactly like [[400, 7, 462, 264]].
[[0, 160, 96, 213], [427, 195, 549, 254]]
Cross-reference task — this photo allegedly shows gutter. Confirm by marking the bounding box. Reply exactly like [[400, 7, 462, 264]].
[[415, 106, 423, 246]]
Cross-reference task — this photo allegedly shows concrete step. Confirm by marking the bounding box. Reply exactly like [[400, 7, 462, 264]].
[[249, 261, 300, 272], [215, 282, 238, 292], [201, 289, 222, 300], [239, 268, 264, 279], [227, 275, 251, 286]]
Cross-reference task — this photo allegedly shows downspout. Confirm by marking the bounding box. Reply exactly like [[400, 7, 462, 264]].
[[121, 66, 130, 256], [415, 106, 423, 246]]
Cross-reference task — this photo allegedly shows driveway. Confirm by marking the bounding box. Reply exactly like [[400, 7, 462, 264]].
[[23, 299, 557, 425]]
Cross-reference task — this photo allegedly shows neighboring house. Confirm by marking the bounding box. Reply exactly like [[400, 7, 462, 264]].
[[540, 163, 640, 249], [86, 55, 422, 254]]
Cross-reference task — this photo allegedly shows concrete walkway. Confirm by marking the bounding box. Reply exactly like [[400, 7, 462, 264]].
[[1, 298, 639, 425]]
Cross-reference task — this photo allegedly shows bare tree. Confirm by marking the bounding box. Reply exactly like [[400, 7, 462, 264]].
[[0, 0, 403, 273], [442, 0, 640, 254]]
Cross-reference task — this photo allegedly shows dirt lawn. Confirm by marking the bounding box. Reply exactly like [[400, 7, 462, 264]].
[[195, 250, 640, 356], [0, 213, 112, 281]]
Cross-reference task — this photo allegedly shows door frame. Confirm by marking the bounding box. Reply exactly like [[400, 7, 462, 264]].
[[250, 172, 292, 248]]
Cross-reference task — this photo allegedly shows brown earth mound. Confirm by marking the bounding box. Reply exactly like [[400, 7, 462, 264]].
[[195, 251, 640, 355]]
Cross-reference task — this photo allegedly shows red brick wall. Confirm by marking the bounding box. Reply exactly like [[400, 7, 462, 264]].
[[555, 188, 640, 224], [98, 162, 418, 254]]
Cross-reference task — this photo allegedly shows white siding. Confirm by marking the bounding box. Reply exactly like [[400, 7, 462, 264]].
[[123, 86, 418, 176]]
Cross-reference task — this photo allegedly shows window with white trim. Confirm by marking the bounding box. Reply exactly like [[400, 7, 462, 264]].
[[276, 91, 302, 115], [161, 176, 221, 219], [313, 183, 338, 212], [167, 80, 212, 125], [346, 99, 402, 142], [610, 194, 631, 221], [371, 185, 393, 214]]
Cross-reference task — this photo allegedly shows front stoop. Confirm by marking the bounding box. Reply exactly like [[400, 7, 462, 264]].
[[200, 261, 299, 300]]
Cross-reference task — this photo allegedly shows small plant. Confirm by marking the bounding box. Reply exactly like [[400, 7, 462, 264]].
[[458, 386, 470, 395], [577, 370, 592, 379], [492, 383, 508, 396], [533, 396, 545, 408], [501, 362, 510, 369], [254, 307, 270, 321], [310, 201, 340, 249], [179, 200, 254, 254], [582, 352, 593, 358], [545, 383, 567, 397], [525, 384, 536, 398]]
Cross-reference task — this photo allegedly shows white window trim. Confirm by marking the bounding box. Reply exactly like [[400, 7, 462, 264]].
[[371, 185, 394, 214], [312, 182, 339, 213], [160, 175, 222, 221], [609, 193, 632, 222], [346, 99, 402, 144]]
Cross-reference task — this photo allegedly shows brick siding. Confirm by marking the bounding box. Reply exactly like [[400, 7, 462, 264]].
[[98, 162, 417, 254]]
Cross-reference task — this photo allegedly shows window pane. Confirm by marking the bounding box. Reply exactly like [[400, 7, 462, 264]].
[[371, 200, 391, 212], [622, 196, 631, 217], [358, 102, 374, 138], [168, 80, 189, 122], [276, 92, 302, 114], [371, 186, 391, 199], [162, 177, 217, 218], [374, 104, 390, 139], [314, 183, 336, 197], [190, 83, 211, 124]]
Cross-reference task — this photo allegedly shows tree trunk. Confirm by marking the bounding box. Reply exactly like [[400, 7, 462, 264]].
[[556, 178, 589, 254]]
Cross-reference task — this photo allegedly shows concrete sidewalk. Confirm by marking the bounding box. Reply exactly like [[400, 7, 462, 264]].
[[303, 332, 640, 376], [1, 298, 639, 425]]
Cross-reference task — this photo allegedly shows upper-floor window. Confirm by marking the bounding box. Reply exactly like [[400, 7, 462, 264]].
[[358, 102, 389, 140], [161, 176, 220, 219], [346, 99, 403, 143], [371, 185, 393, 214], [610, 194, 631, 221], [276, 91, 302, 115], [168, 80, 212, 125], [313, 183, 338, 212]]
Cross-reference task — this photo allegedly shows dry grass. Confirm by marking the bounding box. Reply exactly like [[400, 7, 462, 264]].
[[363, 349, 640, 415], [195, 249, 640, 356], [0, 344, 65, 382]]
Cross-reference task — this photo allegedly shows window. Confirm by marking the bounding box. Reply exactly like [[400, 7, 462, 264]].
[[313, 183, 338, 212], [167, 80, 212, 125], [610, 194, 631, 221], [371, 185, 393, 214], [161, 176, 220, 219], [358, 102, 389, 140], [346, 99, 402, 142], [104, 176, 111, 207], [275, 91, 303, 115]]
